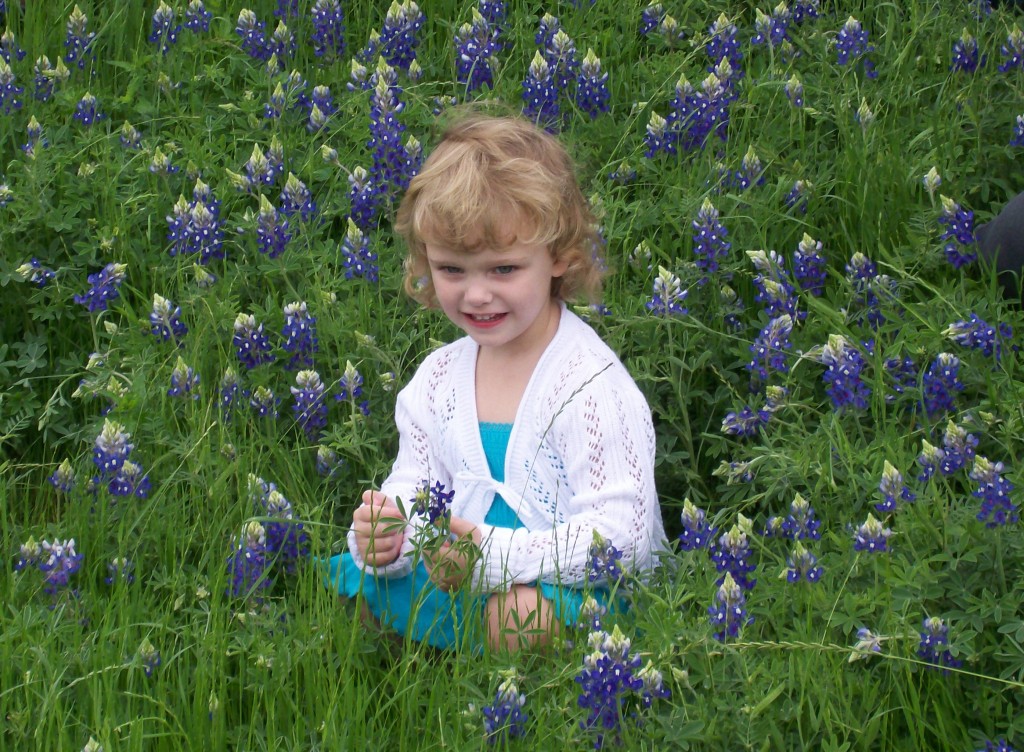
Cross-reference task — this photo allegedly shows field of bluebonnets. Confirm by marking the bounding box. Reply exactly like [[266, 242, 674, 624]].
[[2, 0, 1024, 749]]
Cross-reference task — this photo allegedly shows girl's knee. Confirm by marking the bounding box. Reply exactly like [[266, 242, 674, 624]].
[[485, 585, 560, 652]]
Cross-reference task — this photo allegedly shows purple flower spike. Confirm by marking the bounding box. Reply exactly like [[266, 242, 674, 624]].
[[256, 195, 292, 258], [917, 616, 961, 672], [0, 59, 23, 114], [281, 301, 318, 371], [412, 479, 454, 525], [709, 572, 751, 641], [710, 524, 757, 591], [835, 16, 878, 78], [575, 625, 645, 746], [39, 538, 84, 595], [227, 521, 270, 599], [818, 334, 870, 412], [522, 51, 559, 129], [150, 294, 188, 344], [64, 5, 97, 70], [876, 460, 916, 513], [455, 8, 501, 93], [646, 266, 688, 316], [233, 313, 275, 370], [692, 198, 731, 283], [185, 1, 212, 33], [482, 669, 528, 744], [291, 370, 328, 441], [678, 499, 716, 551], [73, 92, 104, 126], [74, 262, 127, 313], [149, 2, 182, 55], [970, 456, 1018, 527], [785, 542, 823, 583], [587, 530, 624, 584], [341, 218, 378, 281], [852, 513, 891, 553], [168, 357, 200, 399], [999, 26, 1024, 73]]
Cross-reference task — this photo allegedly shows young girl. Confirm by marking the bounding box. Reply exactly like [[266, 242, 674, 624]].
[[326, 113, 667, 651]]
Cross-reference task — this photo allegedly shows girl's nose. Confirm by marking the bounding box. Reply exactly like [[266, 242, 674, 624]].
[[464, 278, 492, 305]]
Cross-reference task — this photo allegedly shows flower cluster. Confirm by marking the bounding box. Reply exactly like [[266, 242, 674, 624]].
[[939, 421, 979, 477], [233, 313, 276, 370], [168, 356, 200, 399], [852, 513, 891, 553], [255, 194, 292, 258], [784, 179, 812, 214], [951, 29, 984, 74], [998, 26, 1024, 74], [370, 0, 424, 73], [0, 59, 23, 114], [706, 14, 742, 71], [751, 5, 791, 49], [587, 530, 624, 585], [747, 314, 794, 386], [938, 196, 977, 268], [749, 249, 799, 319], [367, 59, 417, 212], [74, 262, 127, 313], [970, 456, 1018, 527], [1013, 115, 1024, 148], [291, 370, 328, 441], [845, 252, 895, 328], [481, 669, 528, 744], [249, 474, 309, 574], [785, 542, 823, 583], [645, 266, 688, 315], [708, 572, 751, 641], [710, 524, 757, 591], [337, 360, 370, 416], [764, 494, 823, 541], [32, 538, 84, 598], [311, 0, 346, 61], [835, 16, 877, 78], [944, 313, 1013, 360], [149, 2, 182, 55], [281, 301, 318, 371], [185, 1, 212, 33], [412, 480, 453, 525], [235, 9, 270, 62], [226, 520, 270, 599], [341, 218, 378, 281], [149, 294, 188, 344], [17, 258, 56, 287], [691, 198, 731, 283], [92, 419, 152, 499], [921, 353, 963, 419], [64, 5, 97, 71], [454, 7, 502, 93], [166, 179, 224, 265], [917, 617, 962, 673], [792, 233, 826, 295], [876, 461, 916, 513], [73, 92, 104, 126], [818, 334, 870, 411], [678, 499, 716, 551], [49, 459, 76, 494]]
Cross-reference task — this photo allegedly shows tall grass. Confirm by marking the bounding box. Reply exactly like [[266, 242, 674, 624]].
[[2, 0, 1023, 749]]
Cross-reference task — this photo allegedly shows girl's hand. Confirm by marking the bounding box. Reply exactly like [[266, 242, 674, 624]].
[[353, 490, 406, 567], [424, 516, 481, 592]]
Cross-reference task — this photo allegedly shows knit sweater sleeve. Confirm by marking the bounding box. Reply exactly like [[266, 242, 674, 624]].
[[472, 344, 664, 589], [346, 345, 458, 579]]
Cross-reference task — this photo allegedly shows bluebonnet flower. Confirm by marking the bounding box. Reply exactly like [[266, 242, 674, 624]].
[[292, 370, 328, 441], [38, 538, 84, 596], [852, 513, 891, 553], [14, 537, 42, 572], [785, 542, 823, 583], [185, 0, 212, 33], [149, 294, 188, 344], [148, 148, 179, 176], [482, 669, 528, 744], [281, 301, 317, 371], [149, 2, 182, 55], [168, 357, 200, 399], [235, 9, 270, 61], [749, 250, 798, 319], [951, 29, 984, 73], [917, 616, 961, 672], [575, 625, 644, 749], [233, 313, 275, 370], [166, 184, 224, 264], [884, 355, 917, 403], [120, 121, 142, 149], [678, 499, 717, 551], [316, 445, 345, 479], [785, 74, 803, 108], [791, 0, 820, 24], [74, 262, 127, 312], [747, 314, 793, 384], [274, 0, 298, 19], [922, 166, 941, 198], [922, 353, 963, 418], [542, 24, 579, 102], [48, 459, 76, 494], [917, 439, 944, 482], [279, 173, 316, 221], [93, 419, 133, 478], [784, 179, 812, 214], [939, 195, 977, 268], [999, 26, 1024, 73], [710, 523, 757, 591], [588, 530, 624, 585], [73, 92, 103, 126], [706, 14, 742, 70], [250, 385, 279, 419], [105, 557, 134, 585], [845, 252, 895, 328], [219, 368, 241, 420], [944, 313, 1012, 359], [653, 13, 686, 48], [311, 0, 346, 61], [708, 572, 751, 641], [576, 595, 607, 632], [977, 739, 1017, 752], [249, 474, 308, 572], [793, 233, 826, 295], [636, 661, 670, 708], [876, 460, 916, 513], [0, 59, 23, 114], [346, 166, 380, 231], [818, 334, 871, 411], [643, 112, 672, 157], [522, 51, 559, 129], [672, 68, 735, 153], [256, 195, 292, 258], [455, 8, 501, 93], [192, 263, 216, 288], [608, 161, 637, 185], [109, 459, 151, 498], [0, 28, 24, 63], [374, 0, 424, 72], [692, 198, 731, 283], [729, 145, 766, 191], [32, 55, 66, 102], [940, 421, 979, 476], [721, 404, 771, 438], [970, 456, 1018, 527], [770, 493, 823, 541], [835, 16, 877, 78], [307, 84, 337, 132], [17, 258, 56, 287], [575, 49, 610, 119], [227, 520, 270, 598], [751, 4, 791, 49], [265, 21, 296, 68], [337, 360, 370, 416], [341, 218, 378, 281], [412, 479, 454, 525], [638, 2, 664, 37], [478, 0, 505, 25], [368, 60, 415, 205], [1013, 115, 1024, 147], [645, 266, 688, 315], [64, 5, 97, 71], [849, 627, 885, 662]]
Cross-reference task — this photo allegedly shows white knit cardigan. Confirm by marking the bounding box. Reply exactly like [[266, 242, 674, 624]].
[[347, 304, 668, 591]]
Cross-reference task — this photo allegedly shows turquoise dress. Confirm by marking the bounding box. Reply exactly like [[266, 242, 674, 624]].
[[325, 422, 603, 649]]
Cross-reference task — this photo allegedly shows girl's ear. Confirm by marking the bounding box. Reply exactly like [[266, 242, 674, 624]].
[[551, 255, 569, 278]]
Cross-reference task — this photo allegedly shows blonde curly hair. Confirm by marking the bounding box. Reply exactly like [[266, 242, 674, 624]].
[[395, 112, 603, 306]]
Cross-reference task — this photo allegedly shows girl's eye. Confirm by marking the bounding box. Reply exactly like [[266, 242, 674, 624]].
[[494, 265, 517, 275], [438, 266, 462, 274]]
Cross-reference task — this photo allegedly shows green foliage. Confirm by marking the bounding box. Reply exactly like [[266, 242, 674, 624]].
[[2, 0, 1024, 750]]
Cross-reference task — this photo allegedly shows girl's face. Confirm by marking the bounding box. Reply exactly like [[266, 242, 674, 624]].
[[424, 228, 568, 359]]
